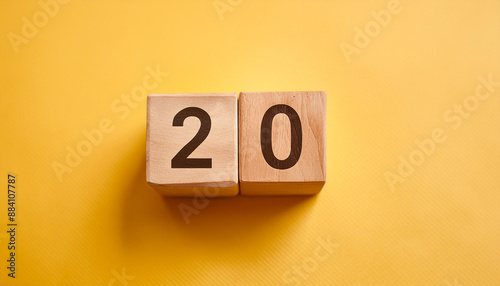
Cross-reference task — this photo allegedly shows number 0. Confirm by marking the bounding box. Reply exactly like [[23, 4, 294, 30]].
[[171, 107, 212, 168], [260, 104, 302, 170]]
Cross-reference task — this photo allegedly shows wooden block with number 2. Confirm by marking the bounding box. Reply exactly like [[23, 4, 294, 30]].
[[147, 93, 239, 197]]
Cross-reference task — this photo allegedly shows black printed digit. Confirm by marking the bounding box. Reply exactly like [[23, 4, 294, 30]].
[[260, 104, 302, 170], [171, 107, 212, 168]]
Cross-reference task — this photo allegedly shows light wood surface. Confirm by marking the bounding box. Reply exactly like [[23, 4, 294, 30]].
[[147, 93, 239, 197], [239, 91, 327, 195]]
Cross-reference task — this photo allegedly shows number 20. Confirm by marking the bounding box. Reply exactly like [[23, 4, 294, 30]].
[[171, 104, 302, 170]]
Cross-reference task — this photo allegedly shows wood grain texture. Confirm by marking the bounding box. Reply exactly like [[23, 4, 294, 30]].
[[147, 93, 238, 197], [239, 91, 327, 195]]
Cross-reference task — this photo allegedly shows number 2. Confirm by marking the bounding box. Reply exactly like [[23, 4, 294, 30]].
[[171, 107, 212, 168]]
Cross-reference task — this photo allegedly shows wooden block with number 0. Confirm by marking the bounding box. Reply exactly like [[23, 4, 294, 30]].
[[239, 91, 327, 195], [147, 93, 239, 197]]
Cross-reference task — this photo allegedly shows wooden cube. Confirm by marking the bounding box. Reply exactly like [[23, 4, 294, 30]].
[[239, 91, 327, 195], [147, 93, 239, 197]]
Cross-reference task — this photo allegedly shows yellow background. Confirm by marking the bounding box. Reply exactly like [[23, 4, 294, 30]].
[[1, 0, 499, 285]]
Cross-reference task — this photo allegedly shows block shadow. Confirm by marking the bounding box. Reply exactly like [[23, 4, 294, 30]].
[[120, 135, 320, 251]]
